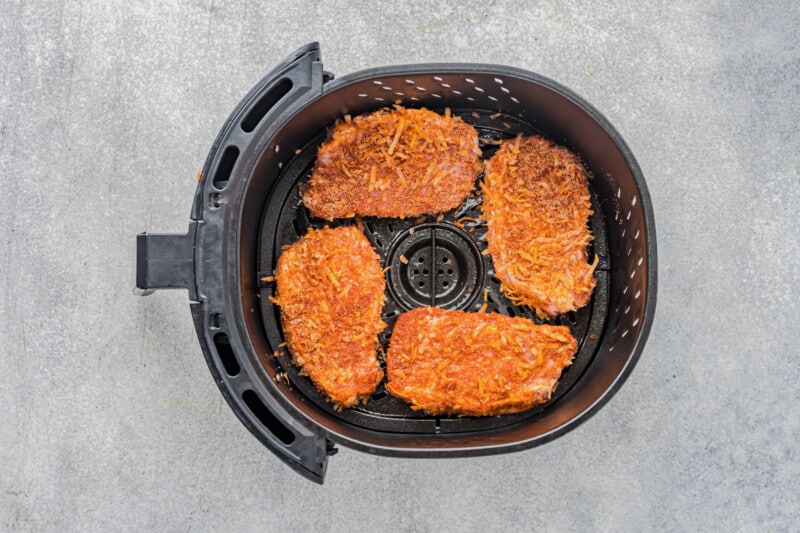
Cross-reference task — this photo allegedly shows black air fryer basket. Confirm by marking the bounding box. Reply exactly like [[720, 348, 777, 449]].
[[136, 43, 657, 483]]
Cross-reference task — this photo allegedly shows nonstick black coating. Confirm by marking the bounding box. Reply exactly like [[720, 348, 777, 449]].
[[257, 108, 610, 434]]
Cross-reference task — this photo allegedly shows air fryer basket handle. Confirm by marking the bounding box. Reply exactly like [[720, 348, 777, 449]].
[[136, 224, 197, 299]]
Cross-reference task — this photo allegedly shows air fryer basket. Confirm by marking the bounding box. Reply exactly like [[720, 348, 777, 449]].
[[136, 43, 657, 483]]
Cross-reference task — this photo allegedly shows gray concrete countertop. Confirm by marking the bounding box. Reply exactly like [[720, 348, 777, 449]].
[[2, 1, 798, 530]]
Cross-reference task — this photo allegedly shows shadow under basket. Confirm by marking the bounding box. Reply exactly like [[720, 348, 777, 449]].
[[136, 42, 657, 483]]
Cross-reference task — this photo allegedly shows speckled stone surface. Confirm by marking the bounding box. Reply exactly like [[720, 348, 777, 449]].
[[2, 1, 799, 530]]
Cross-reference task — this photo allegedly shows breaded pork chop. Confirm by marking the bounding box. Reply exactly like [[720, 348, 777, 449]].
[[385, 307, 577, 416], [482, 135, 598, 319], [272, 226, 385, 407], [303, 106, 482, 220]]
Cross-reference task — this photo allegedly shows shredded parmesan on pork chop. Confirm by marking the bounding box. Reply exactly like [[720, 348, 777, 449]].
[[272, 226, 385, 407], [483, 135, 598, 318], [386, 307, 577, 416], [303, 106, 482, 219]]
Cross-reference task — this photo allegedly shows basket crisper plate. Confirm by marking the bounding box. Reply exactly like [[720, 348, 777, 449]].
[[258, 108, 609, 434]]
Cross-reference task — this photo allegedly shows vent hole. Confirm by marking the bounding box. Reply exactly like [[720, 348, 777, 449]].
[[375, 238, 384, 248], [241, 78, 292, 133], [442, 281, 449, 288], [241, 390, 295, 445], [213, 332, 240, 376], [213, 145, 239, 190], [418, 281, 425, 288]]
